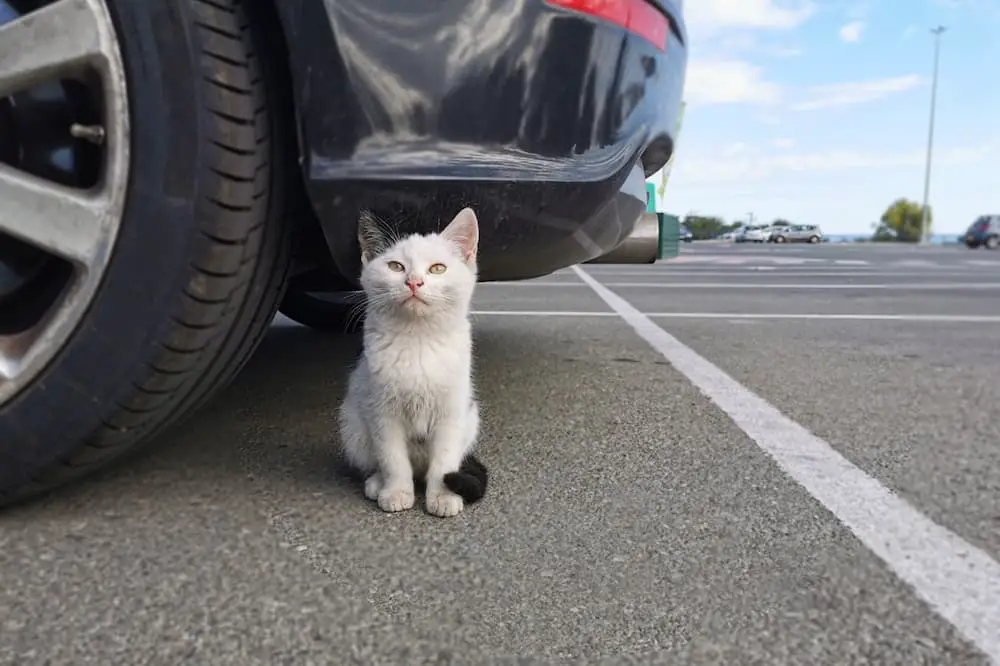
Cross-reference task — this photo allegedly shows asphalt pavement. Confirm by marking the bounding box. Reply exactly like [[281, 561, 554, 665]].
[[3, 241, 1000, 665]]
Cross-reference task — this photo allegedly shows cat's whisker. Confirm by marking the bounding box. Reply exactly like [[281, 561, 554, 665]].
[[345, 302, 367, 331]]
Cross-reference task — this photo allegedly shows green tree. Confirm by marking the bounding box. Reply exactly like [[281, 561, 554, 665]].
[[771, 218, 793, 227], [872, 198, 930, 243], [682, 214, 739, 240]]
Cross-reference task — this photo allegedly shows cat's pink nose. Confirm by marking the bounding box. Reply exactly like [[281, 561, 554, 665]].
[[406, 279, 423, 293]]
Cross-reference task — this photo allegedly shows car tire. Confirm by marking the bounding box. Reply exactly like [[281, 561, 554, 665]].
[[278, 289, 365, 333], [0, 0, 294, 504], [985, 235, 999, 250], [775, 236, 786, 243], [809, 236, 820, 244]]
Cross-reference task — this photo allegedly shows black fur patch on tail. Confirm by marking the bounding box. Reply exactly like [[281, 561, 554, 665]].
[[443, 454, 488, 504]]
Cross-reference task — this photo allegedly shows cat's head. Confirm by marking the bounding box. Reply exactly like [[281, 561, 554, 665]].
[[357, 207, 479, 320]]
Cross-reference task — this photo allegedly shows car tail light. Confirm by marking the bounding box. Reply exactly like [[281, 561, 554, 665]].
[[545, 0, 670, 51]]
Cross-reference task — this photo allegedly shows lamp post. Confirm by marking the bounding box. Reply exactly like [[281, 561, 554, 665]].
[[919, 25, 946, 246]]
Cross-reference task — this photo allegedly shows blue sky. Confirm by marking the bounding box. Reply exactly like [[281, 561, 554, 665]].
[[655, 0, 1000, 235]]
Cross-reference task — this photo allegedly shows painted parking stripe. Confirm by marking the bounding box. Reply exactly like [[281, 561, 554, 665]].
[[571, 265, 1000, 663], [481, 282, 1000, 290], [470, 311, 1000, 323], [892, 260, 941, 267], [599, 282, 1000, 290], [572, 271, 995, 278]]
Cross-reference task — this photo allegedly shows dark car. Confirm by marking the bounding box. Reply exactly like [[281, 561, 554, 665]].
[[963, 215, 1000, 249], [0, 0, 687, 503], [679, 223, 693, 242]]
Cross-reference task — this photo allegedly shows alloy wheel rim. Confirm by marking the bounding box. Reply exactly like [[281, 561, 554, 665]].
[[0, 0, 130, 407]]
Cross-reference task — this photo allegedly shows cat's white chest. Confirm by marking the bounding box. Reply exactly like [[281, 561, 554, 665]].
[[369, 333, 470, 411], [384, 341, 461, 393]]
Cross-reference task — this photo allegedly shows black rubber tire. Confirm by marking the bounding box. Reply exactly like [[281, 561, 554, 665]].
[[809, 236, 820, 244], [0, 0, 294, 505], [775, 236, 786, 243], [985, 235, 999, 250], [279, 289, 365, 333]]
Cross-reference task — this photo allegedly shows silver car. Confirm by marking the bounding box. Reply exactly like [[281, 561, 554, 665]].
[[737, 225, 769, 243], [771, 224, 823, 244], [766, 225, 791, 242]]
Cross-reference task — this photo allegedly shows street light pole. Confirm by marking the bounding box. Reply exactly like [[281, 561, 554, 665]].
[[919, 25, 946, 246]]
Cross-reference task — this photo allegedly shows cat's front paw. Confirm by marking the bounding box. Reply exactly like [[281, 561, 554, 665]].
[[377, 487, 415, 513], [426, 491, 464, 518]]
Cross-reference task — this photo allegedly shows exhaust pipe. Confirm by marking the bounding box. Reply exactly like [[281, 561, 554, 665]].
[[586, 211, 660, 264]]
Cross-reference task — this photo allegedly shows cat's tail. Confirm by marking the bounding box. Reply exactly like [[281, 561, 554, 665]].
[[443, 454, 489, 505]]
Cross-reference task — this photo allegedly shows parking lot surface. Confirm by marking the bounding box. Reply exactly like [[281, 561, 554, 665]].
[[2, 243, 999, 665]]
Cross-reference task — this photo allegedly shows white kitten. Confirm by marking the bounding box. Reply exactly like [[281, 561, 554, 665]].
[[338, 207, 488, 517]]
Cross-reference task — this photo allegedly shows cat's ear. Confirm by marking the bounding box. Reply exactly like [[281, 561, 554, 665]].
[[358, 209, 389, 265], [441, 207, 479, 264]]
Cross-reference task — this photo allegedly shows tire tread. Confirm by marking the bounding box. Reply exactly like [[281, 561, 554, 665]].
[[4, 0, 295, 501]]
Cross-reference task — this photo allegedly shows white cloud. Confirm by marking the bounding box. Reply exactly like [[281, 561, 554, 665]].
[[721, 142, 750, 156], [685, 59, 783, 106], [838, 20, 865, 43], [755, 112, 784, 125], [714, 33, 805, 58], [685, 0, 815, 36], [673, 143, 995, 186], [845, 1, 871, 20], [928, 0, 1000, 20], [767, 45, 805, 57], [774, 138, 795, 149], [792, 74, 924, 111]]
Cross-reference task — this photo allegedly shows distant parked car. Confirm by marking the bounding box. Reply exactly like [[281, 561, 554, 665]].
[[736, 225, 769, 243], [679, 224, 693, 242], [766, 225, 791, 242], [963, 215, 1000, 249], [771, 224, 823, 244]]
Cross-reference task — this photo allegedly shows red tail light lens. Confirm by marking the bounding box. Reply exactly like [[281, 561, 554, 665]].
[[546, 0, 670, 51]]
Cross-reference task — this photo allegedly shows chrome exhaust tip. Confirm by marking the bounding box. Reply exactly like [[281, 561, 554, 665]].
[[585, 211, 660, 264]]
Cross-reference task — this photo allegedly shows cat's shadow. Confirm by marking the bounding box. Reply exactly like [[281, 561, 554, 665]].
[[224, 321, 364, 492]]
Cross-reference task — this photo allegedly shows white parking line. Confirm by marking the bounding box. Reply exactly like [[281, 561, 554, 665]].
[[472, 310, 616, 317], [470, 311, 1000, 323], [570, 265, 1000, 663], [599, 282, 1000, 290], [480, 281, 587, 287], [646, 313, 1000, 322], [566, 271, 999, 278], [481, 282, 1000, 290]]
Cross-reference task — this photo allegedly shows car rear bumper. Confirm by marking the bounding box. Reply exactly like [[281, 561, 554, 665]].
[[274, 0, 687, 282]]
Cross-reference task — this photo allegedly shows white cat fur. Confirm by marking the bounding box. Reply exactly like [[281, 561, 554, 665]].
[[338, 207, 481, 517]]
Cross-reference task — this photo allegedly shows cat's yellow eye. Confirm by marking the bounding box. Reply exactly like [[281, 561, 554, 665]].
[[387, 260, 405, 272], [428, 263, 447, 275]]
